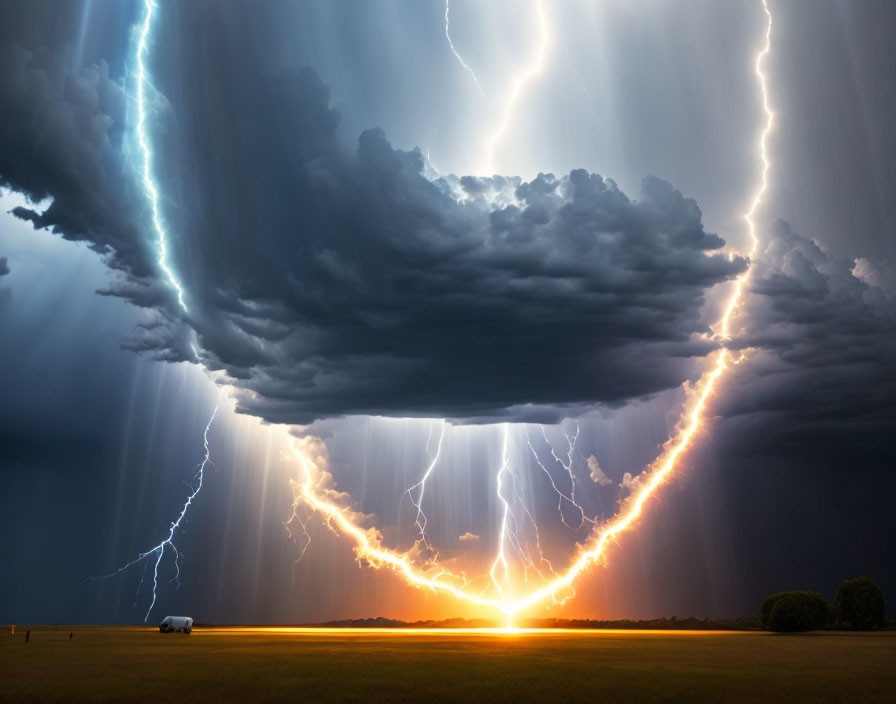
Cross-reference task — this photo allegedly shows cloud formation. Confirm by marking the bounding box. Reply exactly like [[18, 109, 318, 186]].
[[587, 455, 613, 486], [718, 220, 895, 454], [0, 49, 746, 423], [156, 66, 749, 422], [0, 45, 151, 278]]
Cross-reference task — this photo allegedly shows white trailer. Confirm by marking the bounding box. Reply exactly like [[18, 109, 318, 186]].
[[159, 616, 193, 634]]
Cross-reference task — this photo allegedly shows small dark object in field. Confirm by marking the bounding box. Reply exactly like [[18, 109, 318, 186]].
[[25, 630, 30, 643], [69, 632, 73, 640]]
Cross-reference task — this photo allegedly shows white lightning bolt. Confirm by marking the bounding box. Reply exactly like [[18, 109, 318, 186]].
[[542, 423, 581, 506], [444, 0, 487, 103], [723, 0, 774, 337], [481, 0, 549, 175], [564, 41, 599, 134], [525, 423, 594, 531], [135, 0, 188, 312], [403, 422, 446, 559], [91, 404, 219, 621], [489, 424, 513, 600]]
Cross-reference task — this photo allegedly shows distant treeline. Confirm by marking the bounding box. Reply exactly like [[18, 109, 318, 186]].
[[278, 577, 891, 633], [760, 576, 888, 632], [523, 617, 760, 630]]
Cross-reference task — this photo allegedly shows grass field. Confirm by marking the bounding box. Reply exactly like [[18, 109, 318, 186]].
[[3, 626, 895, 702]]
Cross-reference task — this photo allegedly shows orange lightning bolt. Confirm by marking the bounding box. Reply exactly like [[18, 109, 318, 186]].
[[288, 0, 774, 625]]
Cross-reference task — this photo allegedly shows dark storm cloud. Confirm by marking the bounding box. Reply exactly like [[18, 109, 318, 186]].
[[717, 220, 895, 456], [0, 31, 746, 423], [0, 39, 199, 356], [700, 222, 896, 608], [171, 66, 747, 423], [0, 44, 145, 275]]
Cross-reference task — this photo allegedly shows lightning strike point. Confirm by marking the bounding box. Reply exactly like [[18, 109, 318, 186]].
[[284, 0, 775, 622]]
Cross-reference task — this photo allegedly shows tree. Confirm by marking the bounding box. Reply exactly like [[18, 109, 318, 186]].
[[834, 577, 886, 630], [760, 591, 832, 632]]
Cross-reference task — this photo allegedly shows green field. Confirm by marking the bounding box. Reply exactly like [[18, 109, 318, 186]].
[[3, 626, 895, 703]]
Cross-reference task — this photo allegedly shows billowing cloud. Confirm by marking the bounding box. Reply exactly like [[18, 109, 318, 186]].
[[0, 44, 152, 280], [717, 220, 895, 454], [620, 471, 645, 494], [457, 532, 479, 544], [0, 48, 745, 423], [587, 454, 613, 486]]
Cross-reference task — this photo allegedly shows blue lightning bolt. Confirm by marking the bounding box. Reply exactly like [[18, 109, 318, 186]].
[[91, 404, 219, 621], [135, 0, 188, 312], [444, 0, 487, 103]]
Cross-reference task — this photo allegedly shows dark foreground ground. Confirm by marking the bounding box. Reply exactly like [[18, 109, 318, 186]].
[[3, 626, 895, 703]]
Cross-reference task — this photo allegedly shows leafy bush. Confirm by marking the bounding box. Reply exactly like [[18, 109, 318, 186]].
[[834, 577, 886, 630], [759, 591, 831, 632]]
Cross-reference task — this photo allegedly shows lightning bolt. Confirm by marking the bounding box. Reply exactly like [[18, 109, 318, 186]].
[[284, 496, 314, 567], [402, 422, 446, 560], [444, 0, 487, 103], [722, 0, 773, 337], [481, 0, 549, 175], [135, 0, 188, 312], [287, 0, 774, 625], [91, 404, 219, 621], [489, 425, 513, 600], [525, 423, 594, 531], [541, 423, 583, 511], [565, 41, 600, 135]]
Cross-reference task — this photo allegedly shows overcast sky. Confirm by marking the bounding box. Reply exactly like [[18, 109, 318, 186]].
[[1, 0, 893, 624]]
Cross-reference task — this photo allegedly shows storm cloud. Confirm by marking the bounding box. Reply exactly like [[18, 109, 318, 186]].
[[0, 45, 747, 423], [718, 220, 895, 455], [0, 44, 151, 278]]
